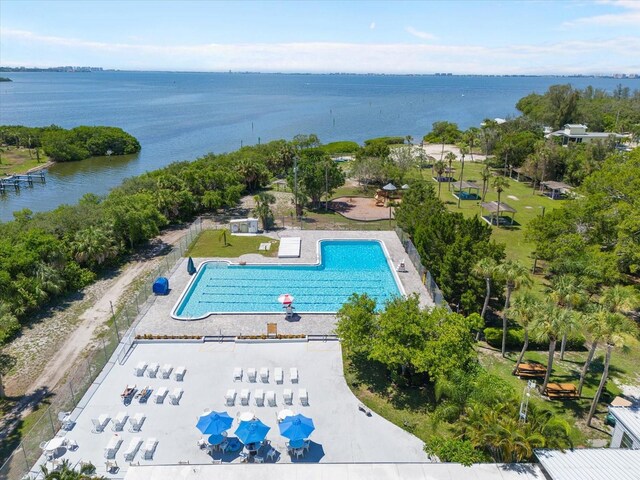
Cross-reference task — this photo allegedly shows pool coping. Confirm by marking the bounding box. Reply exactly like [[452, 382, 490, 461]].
[[170, 238, 406, 320]]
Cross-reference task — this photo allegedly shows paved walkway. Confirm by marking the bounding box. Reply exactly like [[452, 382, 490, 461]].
[[135, 230, 433, 337]]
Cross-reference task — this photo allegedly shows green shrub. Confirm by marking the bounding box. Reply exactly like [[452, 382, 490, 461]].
[[425, 437, 486, 466], [364, 136, 405, 146], [484, 327, 585, 351], [321, 141, 360, 155]]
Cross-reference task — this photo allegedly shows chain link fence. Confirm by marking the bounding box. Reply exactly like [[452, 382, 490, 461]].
[[0, 219, 202, 480]]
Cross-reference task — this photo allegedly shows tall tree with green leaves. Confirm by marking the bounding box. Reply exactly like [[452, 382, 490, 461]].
[[549, 275, 586, 360], [496, 260, 532, 357], [457, 144, 469, 208], [253, 192, 276, 232], [533, 304, 574, 393], [491, 176, 510, 227], [508, 290, 541, 374], [335, 293, 377, 356], [445, 151, 457, 191], [472, 257, 498, 323], [434, 161, 446, 198], [480, 164, 492, 201], [577, 306, 609, 397]]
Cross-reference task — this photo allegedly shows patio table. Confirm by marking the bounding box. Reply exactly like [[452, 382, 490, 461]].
[[239, 411, 255, 422], [277, 409, 294, 422], [208, 432, 227, 446], [43, 437, 66, 454]]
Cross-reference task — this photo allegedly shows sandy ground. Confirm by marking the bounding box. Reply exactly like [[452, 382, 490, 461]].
[[330, 196, 393, 221], [419, 143, 488, 163]]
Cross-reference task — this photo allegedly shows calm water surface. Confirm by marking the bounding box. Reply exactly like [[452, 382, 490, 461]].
[[1, 72, 637, 221]]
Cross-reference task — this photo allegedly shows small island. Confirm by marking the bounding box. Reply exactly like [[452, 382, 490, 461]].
[[0, 125, 140, 173], [0, 77, 12, 82]]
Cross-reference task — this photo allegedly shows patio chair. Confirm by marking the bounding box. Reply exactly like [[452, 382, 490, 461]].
[[260, 367, 269, 383], [225, 389, 237, 406], [111, 412, 128, 432], [255, 389, 265, 407], [103, 435, 122, 459], [142, 438, 158, 460], [254, 455, 265, 463], [154, 387, 168, 404], [146, 362, 159, 378], [91, 415, 110, 433], [303, 440, 310, 453], [247, 368, 257, 382], [123, 437, 142, 462], [233, 367, 243, 382], [160, 364, 173, 379], [67, 439, 79, 451], [240, 389, 250, 406], [298, 388, 308, 406], [58, 411, 74, 431], [105, 460, 118, 474], [136, 386, 152, 403], [174, 366, 187, 381], [128, 413, 146, 432], [169, 387, 184, 405], [274, 367, 283, 384], [133, 361, 147, 377], [266, 391, 276, 407], [290, 367, 299, 383], [266, 448, 277, 462], [283, 389, 293, 405], [121, 385, 137, 404]]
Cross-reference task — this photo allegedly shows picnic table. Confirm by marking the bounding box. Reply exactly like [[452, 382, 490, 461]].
[[514, 363, 547, 378], [544, 383, 578, 399]]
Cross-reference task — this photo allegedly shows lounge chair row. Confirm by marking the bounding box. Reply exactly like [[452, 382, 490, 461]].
[[233, 367, 298, 384], [134, 362, 186, 381], [120, 386, 183, 405], [104, 435, 157, 461], [225, 388, 308, 407], [92, 412, 147, 434]]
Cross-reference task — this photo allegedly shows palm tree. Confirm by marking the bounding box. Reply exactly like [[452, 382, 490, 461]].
[[532, 304, 574, 393], [480, 164, 491, 201], [601, 285, 639, 314], [434, 161, 446, 198], [445, 151, 457, 191], [41, 459, 103, 479], [491, 176, 510, 227], [72, 226, 119, 268], [577, 306, 610, 397], [496, 260, 532, 357], [253, 192, 276, 232], [464, 128, 479, 163], [457, 144, 469, 208], [549, 275, 586, 360], [509, 290, 541, 374], [219, 228, 230, 247], [586, 314, 638, 426], [472, 257, 497, 323]]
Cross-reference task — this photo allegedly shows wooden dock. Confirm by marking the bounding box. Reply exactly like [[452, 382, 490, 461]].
[[0, 172, 46, 193]]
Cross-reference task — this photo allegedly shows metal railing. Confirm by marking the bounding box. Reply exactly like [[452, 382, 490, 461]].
[[0, 219, 203, 480]]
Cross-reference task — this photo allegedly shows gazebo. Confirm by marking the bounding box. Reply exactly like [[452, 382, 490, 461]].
[[481, 201, 517, 226], [511, 167, 532, 182], [453, 180, 480, 200], [541, 181, 572, 200]]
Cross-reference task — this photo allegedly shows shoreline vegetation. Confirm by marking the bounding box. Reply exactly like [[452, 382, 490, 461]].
[[0, 77, 11, 82], [0, 84, 639, 465], [0, 125, 140, 164]]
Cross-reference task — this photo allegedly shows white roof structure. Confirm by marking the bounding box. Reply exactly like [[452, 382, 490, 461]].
[[609, 406, 640, 442], [125, 462, 544, 480], [278, 237, 301, 258], [536, 449, 640, 480]]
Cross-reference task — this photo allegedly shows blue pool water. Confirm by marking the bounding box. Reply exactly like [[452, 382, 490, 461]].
[[172, 240, 401, 317]]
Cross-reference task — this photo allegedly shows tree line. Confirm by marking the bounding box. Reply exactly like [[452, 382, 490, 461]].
[[0, 125, 141, 161]]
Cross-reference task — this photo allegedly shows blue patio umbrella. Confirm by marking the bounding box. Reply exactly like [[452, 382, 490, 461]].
[[187, 257, 196, 275], [278, 414, 315, 442], [235, 419, 270, 445], [196, 411, 233, 436]]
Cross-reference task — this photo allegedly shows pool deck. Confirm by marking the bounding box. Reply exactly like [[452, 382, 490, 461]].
[[136, 230, 434, 337]]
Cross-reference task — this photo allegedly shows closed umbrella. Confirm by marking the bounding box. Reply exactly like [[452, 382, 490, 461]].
[[235, 419, 270, 445], [196, 411, 233, 436], [279, 414, 315, 442], [187, 257, 196, 275]]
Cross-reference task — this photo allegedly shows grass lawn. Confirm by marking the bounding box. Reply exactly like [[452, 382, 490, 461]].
[[185, 231, 279, 258], [0, 146, 51, 174]]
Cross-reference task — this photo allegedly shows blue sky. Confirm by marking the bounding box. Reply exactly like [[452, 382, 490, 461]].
[[1, 0, 639, 74]]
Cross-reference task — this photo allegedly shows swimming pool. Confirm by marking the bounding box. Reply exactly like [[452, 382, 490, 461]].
[[172, 239, 403, 318]]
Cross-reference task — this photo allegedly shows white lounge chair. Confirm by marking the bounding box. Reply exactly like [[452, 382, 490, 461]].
[[58, 411, 74, 430], [299, 388, 308, 406], [266, 391, 276, 407], [133, 361, 147, 377], [247, 368, 257, 383], [142, 438, 158, 460], [146, 363, 159, 378], [160, 364, 173, 379], [111, 412, 128, 432], [174, 366, 186, 381], [91, 414, 110, 433], [154, 387, 168, 404], [169, 387, 183, 405], [123, 437, 142, 461], [255, 389, 265, 407], [233, 367, 243, 382], [274, 367, 283, 384], [67, 439, 79, 451], [240, 389, 250, 406], [128, 413, 146, 432], [104, 435, 122, 459], [290, 367, 298, 383], [260, 367, 269, 383], [283, 389, 293, 405], [225, 389, 236, 406]]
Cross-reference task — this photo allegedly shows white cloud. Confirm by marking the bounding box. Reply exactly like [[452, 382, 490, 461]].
[[2, 29, 639, 74], [563, 0, 640, 27], [370, 22, 376, 30], [405, 26, 436, 41]]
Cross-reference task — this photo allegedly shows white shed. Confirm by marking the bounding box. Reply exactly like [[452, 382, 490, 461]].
[[609, 406, 640, 449], [229, 218, 259, 234]]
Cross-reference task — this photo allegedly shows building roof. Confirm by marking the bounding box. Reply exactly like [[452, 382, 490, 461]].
[[564, 124, 587, 128], [536, 449, 640, 480], [547, 130, 627, 139], [541, 181, 573, 191], [481, 201, 516, 213], [609, 406, 640, 441], [124, 462, 544, 480], [455, 180, 480, 189]]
